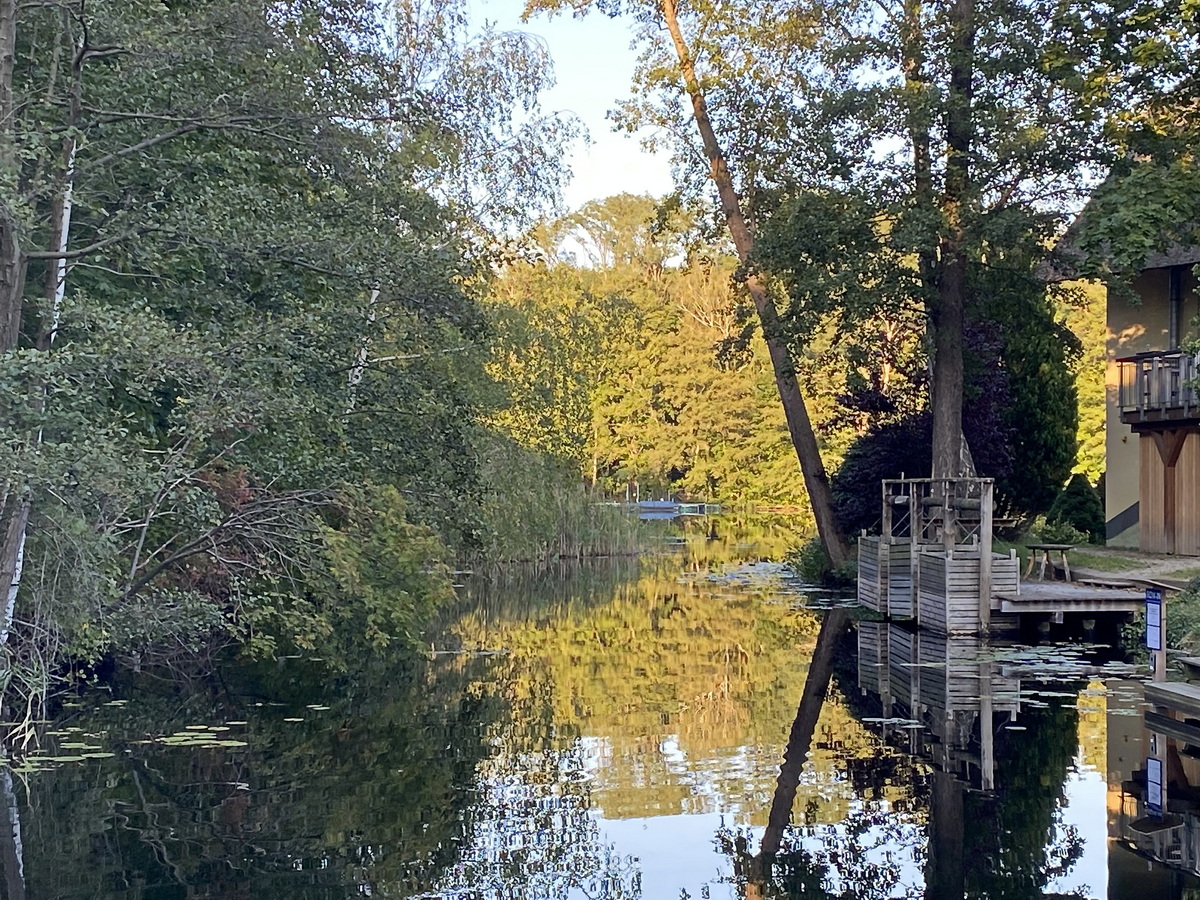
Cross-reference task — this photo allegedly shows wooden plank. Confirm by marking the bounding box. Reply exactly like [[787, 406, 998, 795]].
[[979, 481, 993, 631], [1142, 434, 1166, 552], [1145, 682, 1200, 719], [1181, 431, 1200, 555], [1145, 710, 1200, 747]]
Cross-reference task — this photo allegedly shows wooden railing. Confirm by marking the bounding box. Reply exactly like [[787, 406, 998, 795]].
[[1118, 351, 1200, 424]]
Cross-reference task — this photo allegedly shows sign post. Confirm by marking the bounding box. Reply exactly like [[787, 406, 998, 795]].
[[1146, 754, 1165, 819], [1146, 588, 1166, 681]]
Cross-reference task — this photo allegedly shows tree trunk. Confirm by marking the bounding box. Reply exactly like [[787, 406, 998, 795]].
[[924, 770, 966, 900], [0, 768, 25, 900], [0, 498, 27, 646], [744, 607, 849, 894], [0, 0, 25, 634], [661, 0, 850, 567], [930, 0, 975, 481], [0, 207, 24, 352], [758, 608, 850, 857], [901, 0, 936, 290], [0, 0, 16, 161]]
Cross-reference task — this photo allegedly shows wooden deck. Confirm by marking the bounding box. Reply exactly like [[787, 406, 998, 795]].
[[1145, 681, 1200, 719], [991, 580, 1144, 614]]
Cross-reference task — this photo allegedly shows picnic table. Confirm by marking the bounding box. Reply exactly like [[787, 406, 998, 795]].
[[1025, 543, 1074, 581]]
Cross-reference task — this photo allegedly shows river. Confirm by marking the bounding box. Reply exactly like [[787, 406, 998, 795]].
[[3, 520, 1195, 899]]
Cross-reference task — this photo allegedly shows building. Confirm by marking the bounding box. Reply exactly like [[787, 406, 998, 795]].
[[1106, 248, 1200, 553]]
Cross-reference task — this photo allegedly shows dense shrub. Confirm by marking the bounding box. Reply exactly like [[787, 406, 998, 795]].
[[1047, 473, 1105, 543], [831, 416, 932, 536]]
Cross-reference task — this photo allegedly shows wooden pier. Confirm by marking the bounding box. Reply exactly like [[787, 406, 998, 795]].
[[857, 477, 1142, 635]]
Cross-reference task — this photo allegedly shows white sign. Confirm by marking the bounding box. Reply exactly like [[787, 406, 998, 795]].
[[1147, 756, 1164, 817], [1147, 588, 1163, 652]]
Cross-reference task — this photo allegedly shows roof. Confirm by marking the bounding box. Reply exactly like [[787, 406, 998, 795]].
[[1041, 163, 1200, 281]]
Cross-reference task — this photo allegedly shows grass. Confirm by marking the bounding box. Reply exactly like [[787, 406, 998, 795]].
[[1064, 549, 1146, 573], [993, 540, 1144, 574]]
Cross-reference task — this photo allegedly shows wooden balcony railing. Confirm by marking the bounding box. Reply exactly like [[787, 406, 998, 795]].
[[1118, 351, 1200, 424]]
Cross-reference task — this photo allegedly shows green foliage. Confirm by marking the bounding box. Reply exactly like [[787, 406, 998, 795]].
[[831, 418, 932, 536], [1169, 578, 1200, 652], [786, 536, 857, 587], [1027, 515, 1090, 547], [1047, 473, 1106, 543], [245, 485, 455, 666], [1060, 281, 1107, 481], [488, 196, 814, 511], [477, 434, 644, 563], [0, 0, 584, 718], [978, 267, 1080, 515]]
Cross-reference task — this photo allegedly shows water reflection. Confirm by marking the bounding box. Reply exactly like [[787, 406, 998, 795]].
[[3, 526, 1200, 898]]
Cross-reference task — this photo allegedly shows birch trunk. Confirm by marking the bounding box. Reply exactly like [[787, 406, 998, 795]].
[[661, 0, 850, 567], [347, 288, 380, 413], [0, 768, 25, 900], [0, 0, 27, 627], [0, 12, 84, 641]]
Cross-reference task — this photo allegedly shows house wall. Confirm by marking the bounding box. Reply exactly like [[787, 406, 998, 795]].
[[1105, 267, 1200, 548], [1138, 431, 1200, 555]]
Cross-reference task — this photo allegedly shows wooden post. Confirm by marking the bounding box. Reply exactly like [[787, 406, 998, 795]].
[[978, 480, 993, 633], [979, 659, 995, 792], [941, 479, 955, 549], [944, 548, 952, 632], [909, 488, 920, 623], [882, 480, 893, 539]]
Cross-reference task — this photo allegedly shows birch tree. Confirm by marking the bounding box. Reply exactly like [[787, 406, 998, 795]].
[[0, 0, 575, 722]]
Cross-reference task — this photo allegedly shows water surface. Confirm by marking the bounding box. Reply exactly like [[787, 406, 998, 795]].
[[4, 523, 1194, 899]]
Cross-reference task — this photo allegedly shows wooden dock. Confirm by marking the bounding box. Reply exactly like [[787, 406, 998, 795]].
[[857, 476, 1149, 635], [991, 581, 1145, 615]]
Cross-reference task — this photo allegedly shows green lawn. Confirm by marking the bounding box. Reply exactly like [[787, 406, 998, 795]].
[[1065, 549, 1146, 573], [993, 541, 1145, 574]]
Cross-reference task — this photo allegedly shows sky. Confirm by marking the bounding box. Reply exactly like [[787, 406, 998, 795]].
[[469, 0, 675, 210]]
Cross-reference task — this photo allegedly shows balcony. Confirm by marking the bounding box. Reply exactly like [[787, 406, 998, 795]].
[[1118, 350, 1200, 426]]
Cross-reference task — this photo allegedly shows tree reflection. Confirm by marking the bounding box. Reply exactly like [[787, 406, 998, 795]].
[[962, 702, 1087, 900], [14, 655, 519, 898], [724, 614, 1090, 900]]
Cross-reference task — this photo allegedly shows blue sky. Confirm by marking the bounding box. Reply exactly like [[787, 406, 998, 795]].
[[471, 0, 674, 210]]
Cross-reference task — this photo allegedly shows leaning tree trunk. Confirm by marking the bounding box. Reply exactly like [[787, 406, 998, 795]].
[[929, 0, 975, 481], [661, 0, 850, 567]]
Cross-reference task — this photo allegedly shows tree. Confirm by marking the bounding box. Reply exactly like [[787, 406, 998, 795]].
[[1064, 0, 1200, 270], [0, 0, 577, 722], [549, 0, 1125, 507], [524, 0, 852, 567]]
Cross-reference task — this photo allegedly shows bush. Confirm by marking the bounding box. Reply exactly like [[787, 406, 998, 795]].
[[1047, 473, 1105, 543], [831, 417, 932, 536], [1027, 514, 1089, 547], [1169, 577, 1200, 651], [786, 536, 857, 587]]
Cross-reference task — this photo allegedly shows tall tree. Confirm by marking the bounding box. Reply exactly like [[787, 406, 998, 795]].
[[524, 0, 851, 566], [0, 0, 575, 720], [669, 1, 1124, 490]]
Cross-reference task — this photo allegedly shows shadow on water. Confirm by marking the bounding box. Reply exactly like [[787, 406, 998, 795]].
[[2, 521, 1199, 899]]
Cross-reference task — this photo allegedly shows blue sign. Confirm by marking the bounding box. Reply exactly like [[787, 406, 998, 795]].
[[1147, 588, 1163, 652], [1147, 756, 1164, 817]]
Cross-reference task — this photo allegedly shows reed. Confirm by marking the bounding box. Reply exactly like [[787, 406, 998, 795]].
[[477, 437, 645, 565]]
